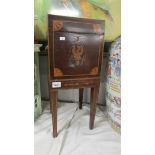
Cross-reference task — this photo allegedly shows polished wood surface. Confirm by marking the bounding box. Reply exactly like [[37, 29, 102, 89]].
[[48, 14, 105, 137], [89, 86, 99, 129], [48, 15, 104, 79], [50, 89, 58, 137]]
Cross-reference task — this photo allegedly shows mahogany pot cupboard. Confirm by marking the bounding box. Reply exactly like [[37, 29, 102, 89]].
[[48, 14, 105, 137]]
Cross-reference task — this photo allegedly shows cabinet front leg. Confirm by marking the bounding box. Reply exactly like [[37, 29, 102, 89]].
[[50, 89, 58, 138], [48, 83, 52, 113], [89, 86, 99, 129]]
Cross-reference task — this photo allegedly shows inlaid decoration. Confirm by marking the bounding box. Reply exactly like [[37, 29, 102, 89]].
[[54, 68, 63, 77], [90, 67, 98, 75], [93, 24, 102, 33], [69, 36, 85, 66], [53, 20, 63, 31]]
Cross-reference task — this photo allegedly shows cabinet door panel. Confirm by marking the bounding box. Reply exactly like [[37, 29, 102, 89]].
[[51, 32, 103, 78], [48, 15, 105, 80]]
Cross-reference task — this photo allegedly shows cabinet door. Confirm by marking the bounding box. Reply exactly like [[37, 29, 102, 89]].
[[51, 32, 103, 78], [48, 15, 105, 79]]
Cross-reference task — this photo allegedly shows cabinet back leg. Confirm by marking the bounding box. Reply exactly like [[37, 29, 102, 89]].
[[79, 88, 84, 109]]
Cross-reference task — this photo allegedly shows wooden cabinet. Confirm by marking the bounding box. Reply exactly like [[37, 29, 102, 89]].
[[48, 14, 105, 137]]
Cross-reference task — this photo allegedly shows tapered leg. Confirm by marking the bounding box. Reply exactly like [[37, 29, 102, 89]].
[[48, 83, 52, 113], [79, 88, 84, 109], [49, 94, 52, 114], [89, 86, 99, 129], [50, 89, 58, 138]]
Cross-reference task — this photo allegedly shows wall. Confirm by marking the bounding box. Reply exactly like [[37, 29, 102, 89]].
[[34, 0, 121, 41], [34, 52, 42, 120]]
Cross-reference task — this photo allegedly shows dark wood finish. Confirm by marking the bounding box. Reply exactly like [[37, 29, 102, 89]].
[[89, 86, 100, 129], [48, 15, 104, 79], [48, 15, 105, 137], [49, 83, 52, 113], [79, 88, 84, 109], [50, 89, 58, 137]]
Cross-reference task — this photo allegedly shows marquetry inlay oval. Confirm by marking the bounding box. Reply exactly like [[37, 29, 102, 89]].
[[54, 68, 63, 77], [93, 24, 102, 33], [53, 20, 63, 31], [90, 67, 98, 75], [69, 36, 85, 66]]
